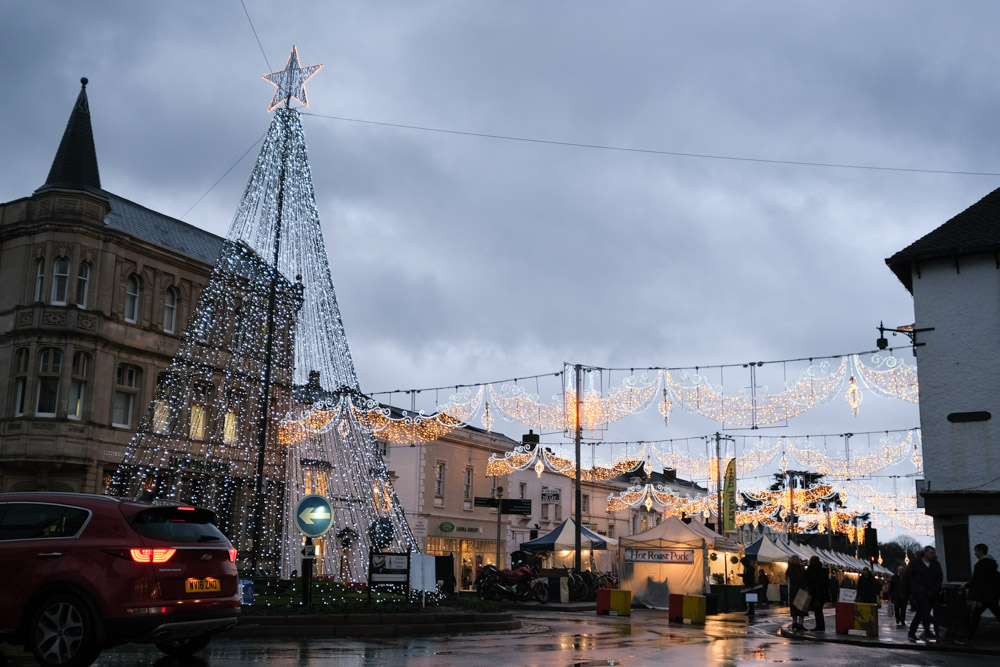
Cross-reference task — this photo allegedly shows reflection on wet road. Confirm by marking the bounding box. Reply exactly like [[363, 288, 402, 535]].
[[0, 609, 991, 666]]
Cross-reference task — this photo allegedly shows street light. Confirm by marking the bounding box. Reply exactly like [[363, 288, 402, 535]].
[[876, 321, 933, 355]]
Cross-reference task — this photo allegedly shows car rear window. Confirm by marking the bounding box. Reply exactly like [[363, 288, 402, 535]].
[[0, 503, 90, 540], [128, 507, 227, 543]]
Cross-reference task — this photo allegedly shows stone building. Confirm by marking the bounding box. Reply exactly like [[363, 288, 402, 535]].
[[0, 79, 222, 494], [886, 187, 1000, 583]]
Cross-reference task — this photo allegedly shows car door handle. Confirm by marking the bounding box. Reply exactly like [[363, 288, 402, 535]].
[[37, 552, 62, 559]]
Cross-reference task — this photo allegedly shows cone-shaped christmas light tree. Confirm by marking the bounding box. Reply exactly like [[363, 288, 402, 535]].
[[110, 48, 416, 580]]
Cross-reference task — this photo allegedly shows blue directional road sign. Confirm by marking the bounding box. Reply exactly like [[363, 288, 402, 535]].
[[294, 494, 334, 538]]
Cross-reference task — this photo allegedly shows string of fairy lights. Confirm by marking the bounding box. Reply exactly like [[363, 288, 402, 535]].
[[110, 50, 417, 584]]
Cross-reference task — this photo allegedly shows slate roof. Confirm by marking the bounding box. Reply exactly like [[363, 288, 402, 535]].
[[886, 186, 1000, 292], [33, 78, 225, 266], [37, 78, 101, 193], [102, 190, 224, 265]]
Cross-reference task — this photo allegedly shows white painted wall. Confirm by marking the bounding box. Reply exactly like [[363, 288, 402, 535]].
[[910, 253, 1000, 494]]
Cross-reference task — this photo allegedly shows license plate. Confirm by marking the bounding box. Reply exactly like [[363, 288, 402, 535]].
[[185, 578, 220, 594]]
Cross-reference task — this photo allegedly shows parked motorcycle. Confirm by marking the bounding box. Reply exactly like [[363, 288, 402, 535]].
[[475, 564, 550, 603]]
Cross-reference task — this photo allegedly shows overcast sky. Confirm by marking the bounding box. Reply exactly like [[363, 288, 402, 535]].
[[7, 2, 996, 535]]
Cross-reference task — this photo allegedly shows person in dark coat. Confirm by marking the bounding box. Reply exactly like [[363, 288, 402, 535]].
[[786, 555, 806, 631], [904, 545, 942, 642], [857, 567, 880, 604], [828, 571, 840, 603], [963, 543, 1000, 643], [758, 569, 770, 608], [886, 565, 907, 626], [741, 557, 757, 619], [804, 555, 830, 631]]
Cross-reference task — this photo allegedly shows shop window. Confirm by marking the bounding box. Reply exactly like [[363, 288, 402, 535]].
[[36, 348, 62, 417], [13, 348, 29, 417], [113, 363, 141, 427], [152, 399, 170, 434], [942, 523, 972, 581], [34, 259, 44, 302], [163, 286, 178, 333], [434, 462, 446, 497], [189, 404, 206, 440], [223, 410, 237, 444], [50, 258, 70, 305], [75, 262, 90, 308], [124, 274, 141, 323], [68, 351, 90, 420]]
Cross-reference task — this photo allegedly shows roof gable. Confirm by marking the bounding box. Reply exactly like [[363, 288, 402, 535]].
[[886, 186, 1000, 292]]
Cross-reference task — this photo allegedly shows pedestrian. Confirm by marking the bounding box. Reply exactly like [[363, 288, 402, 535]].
[[961, 543, 1000, 644], [741, 557, 757, 621], [786, 555, 806, 631], [804, 555, 829, 631], [886, 565, 907, 626], [904, 545, 942, 642], [857, 567, 880, 604], [828, 570, 840, 603], [758, 569, 770, 608]]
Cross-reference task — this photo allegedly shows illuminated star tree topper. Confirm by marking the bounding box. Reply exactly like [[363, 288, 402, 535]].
[[263, 46, 323, 112]]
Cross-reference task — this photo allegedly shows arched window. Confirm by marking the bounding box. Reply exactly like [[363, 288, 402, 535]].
[[51, 258, 70, 305], [34, 259, 45, 302], [163, 287, 178, 333], [76, 263, 90, 308], [68, 351, 91, 420], [124, 274, 141, 323], [36, 347, 63, 417], [112, 363, 142, 428], [13, 348, 29, 417]]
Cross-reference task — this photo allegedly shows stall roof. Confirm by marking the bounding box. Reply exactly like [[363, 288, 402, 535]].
[[619, 516, 707, 549], [744, 536, 794, 563], [519, 519, 616, 553]]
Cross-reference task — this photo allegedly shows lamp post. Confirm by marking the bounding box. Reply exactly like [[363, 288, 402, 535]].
[[495, 486, 504, 568], [876, 321, 933, 355]]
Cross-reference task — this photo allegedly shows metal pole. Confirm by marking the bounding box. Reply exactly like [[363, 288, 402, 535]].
[[495, 486, 503, 568], [715, 432, 723, 535], [302, 537, 314, 606], [574, 363, 583, 572], [249, 109, 288, 575]]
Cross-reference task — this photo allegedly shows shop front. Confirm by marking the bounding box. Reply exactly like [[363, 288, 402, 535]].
[[425, 520, 500, 591]]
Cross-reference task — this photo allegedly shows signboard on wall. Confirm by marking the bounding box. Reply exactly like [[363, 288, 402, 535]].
[[370, 553, 410, 583], [624, 549, 696, 564], [541, 489, 560, 504]]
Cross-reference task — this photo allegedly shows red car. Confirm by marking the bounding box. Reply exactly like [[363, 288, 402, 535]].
[[0, 492, 240, 666]]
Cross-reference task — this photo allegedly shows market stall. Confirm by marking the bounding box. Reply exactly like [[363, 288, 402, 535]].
[[519, 519, 618, 571], [618, 517, 714, 609]]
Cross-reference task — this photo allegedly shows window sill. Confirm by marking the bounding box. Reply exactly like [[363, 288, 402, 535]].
[[433, 497, 444, 507]]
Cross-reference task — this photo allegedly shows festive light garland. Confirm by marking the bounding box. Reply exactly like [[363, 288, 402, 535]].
[[488, 369, 661, 433], [785, 431, 918, 478]]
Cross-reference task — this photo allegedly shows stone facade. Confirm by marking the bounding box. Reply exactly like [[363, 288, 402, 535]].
[[0, 187, 217, 494]]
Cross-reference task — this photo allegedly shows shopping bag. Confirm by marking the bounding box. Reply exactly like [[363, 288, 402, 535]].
[[793, 589, 811, 610]]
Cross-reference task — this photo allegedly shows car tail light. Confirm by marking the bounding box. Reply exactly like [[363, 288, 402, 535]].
[[125, 606, 173, 615], [130, 548, 177, 563], [178, 506, 195, 511], [228, 548, 238, 562]]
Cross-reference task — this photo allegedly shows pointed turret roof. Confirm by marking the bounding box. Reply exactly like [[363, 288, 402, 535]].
[[37, 77, 101, 193], [886, 186, 1000, 292]]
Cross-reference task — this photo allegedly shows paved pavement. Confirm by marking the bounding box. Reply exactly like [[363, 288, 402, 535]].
[[773, 603, 1000, 656], [2, 605, 997, 665]]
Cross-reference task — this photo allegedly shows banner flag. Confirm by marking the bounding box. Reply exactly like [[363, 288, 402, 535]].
[[723, 458, 737, 531]]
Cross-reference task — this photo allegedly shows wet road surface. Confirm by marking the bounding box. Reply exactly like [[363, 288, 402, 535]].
[[0, 609, 993, 666]]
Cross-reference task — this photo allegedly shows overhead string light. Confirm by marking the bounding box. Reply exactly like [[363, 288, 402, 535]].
[[110, 48, 417, 583]]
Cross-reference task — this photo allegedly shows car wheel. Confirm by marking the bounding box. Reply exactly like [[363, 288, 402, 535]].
[[155, 633, 214, 657], [28, 594, 101, 667]]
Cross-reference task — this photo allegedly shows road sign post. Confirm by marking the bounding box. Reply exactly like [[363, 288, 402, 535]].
[[294, 495, 333, 607]]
